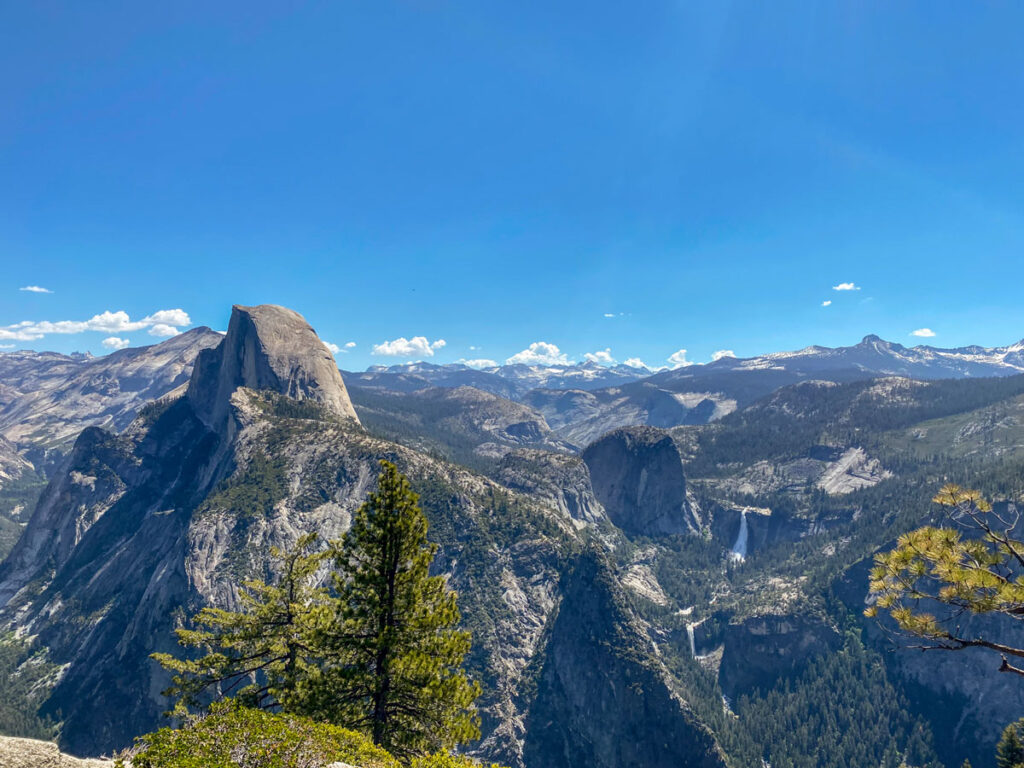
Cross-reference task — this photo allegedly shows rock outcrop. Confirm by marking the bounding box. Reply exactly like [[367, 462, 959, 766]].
[[522, 551, 727, 768], [187, 304, 358, 430], [0, 735, 111, 767], [718, 614, 842, 699], [581, 427, 697, 536], [495, 449, 605, 525]]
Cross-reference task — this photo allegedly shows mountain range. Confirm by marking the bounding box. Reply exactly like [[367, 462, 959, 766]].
[[1, 313, 1024, 767]]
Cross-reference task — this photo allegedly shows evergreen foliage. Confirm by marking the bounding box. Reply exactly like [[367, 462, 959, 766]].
[[0, 633, 58, 740], [996, 719, 1024, 768], [737, 636, 940, 768], [152, 533, 331, 716], [153, 462, 480, 762], [867, 484, 1024, 676], [312, 461, 481, 760], [118, 700, 399, 768]]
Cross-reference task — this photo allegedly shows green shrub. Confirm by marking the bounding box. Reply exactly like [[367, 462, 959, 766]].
[[119, 702, 399, 768], [410, 754, 503, 768]]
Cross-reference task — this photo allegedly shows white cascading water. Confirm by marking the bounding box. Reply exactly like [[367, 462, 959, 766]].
[[686, 622, 696, 658], [730, 509, 748, 562]]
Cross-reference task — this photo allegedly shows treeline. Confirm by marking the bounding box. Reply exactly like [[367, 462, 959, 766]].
[[0, 633, 58, 740], [737, 636, 940, 768], [685, 373, 1024, 477]]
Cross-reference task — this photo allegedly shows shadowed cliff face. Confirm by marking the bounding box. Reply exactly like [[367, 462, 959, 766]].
[[522, 551, 727, 768], [718, 615, 842, 700], [581, 427, 696, 536], [187, 304, 359, 430]]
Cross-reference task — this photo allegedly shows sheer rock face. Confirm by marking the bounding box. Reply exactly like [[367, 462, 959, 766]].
[[522, 552, 727, 768], [495, 449, 605, 525], [581, 427, 696, 536], [718, 614, 842, 699], [187, 304, 358, 430]]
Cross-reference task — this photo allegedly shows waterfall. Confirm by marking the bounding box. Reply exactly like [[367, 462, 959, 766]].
[[730, 509, 748, 562], [686, 622, 696, 658]]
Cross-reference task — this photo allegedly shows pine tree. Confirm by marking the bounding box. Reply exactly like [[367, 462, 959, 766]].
[[316, 461, 481, 760], [997, 719, 1024, 768], [867, 485, 1024, 676], [153, 532, 331, 716]]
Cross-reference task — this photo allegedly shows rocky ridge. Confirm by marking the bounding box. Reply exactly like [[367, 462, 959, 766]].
[[1, 304, 730, 767], [0, 735, 111, 768], [0, 328, 222, 450], [4, 309, 1024, 766]]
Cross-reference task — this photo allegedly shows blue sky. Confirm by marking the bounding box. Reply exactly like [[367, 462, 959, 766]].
[[2, 2, 1023, 369]]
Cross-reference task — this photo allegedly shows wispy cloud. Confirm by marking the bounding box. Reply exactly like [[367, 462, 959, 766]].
[[910, 328, 936, 338], [345, 341, 356, 349], [506, 342, 570, 366], [0, 309, 191, 342], [583, 348, 616, 365], [832, 282, 860, 291], [19, 285, 53, 294], [711, 349, 735, 361], [667, 349, 693, 368], [325, 342, 341, 354], [371, 336, 446, 358], [822, 300, 832, 307], [102, 337, 130, 350], [457, 358, 498, 369]]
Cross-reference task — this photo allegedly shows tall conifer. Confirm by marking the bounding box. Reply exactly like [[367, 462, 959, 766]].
[[318, 461, 481, 760]]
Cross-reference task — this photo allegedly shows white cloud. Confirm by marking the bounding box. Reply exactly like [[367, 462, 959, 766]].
[[583, 348, 616, 365], [822, 300, 832, 307], [143, 309, 190, 327], [19, 285, 53, 294], [324, 342, 341, 354], [667, 349, 694, 369], [505, 342, 570, 366], [102, 337, 130, 350], [371, 336, 447, 358], [910, 328, 936, 338], [457, 358, 498, 369], [469, 345, 479, 351], [345, 341, 356, 348], [711, 349, 736, 361], [624, 357, 650, 369], [832, 282, 860, 291], [0, 308, 192, 342], [0, 344, 14, 349], [148, 323, 182, 337]]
